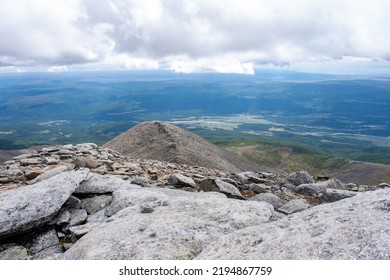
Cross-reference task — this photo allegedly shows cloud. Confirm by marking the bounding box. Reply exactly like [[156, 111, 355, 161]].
[[47, 65, 68, 72], [0, 0, 390, 74]]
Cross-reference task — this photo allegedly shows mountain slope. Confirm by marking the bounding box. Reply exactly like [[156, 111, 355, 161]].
[[103, 121, 261, 173]]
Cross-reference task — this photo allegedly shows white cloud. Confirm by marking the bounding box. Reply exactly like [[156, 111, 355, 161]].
[[47, 65, 68, 72], [0, 0, 390, 74], [108, 54, 159, 70]]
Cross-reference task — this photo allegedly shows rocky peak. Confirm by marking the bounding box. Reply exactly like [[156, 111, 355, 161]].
[[103, 121, 261, 173]]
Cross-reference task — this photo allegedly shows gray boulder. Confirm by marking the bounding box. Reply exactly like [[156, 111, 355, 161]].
[[322, 188, 357, 203], [199, 178, 244, 199], [19, 229, 62, 260], [278, 199, 309, 215], [250, 193, 285, 208], [197, 188, 390, 259], [287, 171, 314, 186], [0, 169, 89, 239], [61, 188, 273, 259], [80, 195, 112, 214], [168, 174, 196, 188]]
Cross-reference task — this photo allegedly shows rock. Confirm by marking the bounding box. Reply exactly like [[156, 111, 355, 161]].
[[104, 188, 170, 217], [43, 157, 60, 165], [322, 189, 357, 203], [61, 189, 273, 259], [80, 195, 112, 214], [197, 188, 390, 260], [68, 209, 88, 226], [241, 190, 256, 198], [250, 183, 270, 194], [86, 209, 107, 223], [0, 169, 89, 239], [57, 211, 71, 225], [74, 173, 140, 194], [74, 157, 101, 169], [278, 199, 309, 214], [28, 165, 68, 184], [199, 178, 244, 199], [19, 229, 62, 259], [168, 174, 196, 189], [377, 183, 390, 189], [131, 176, 152, 187], [287, 171, 314, 186], [68, 223, 101, 237], [0, 244, 29, 260], [76, 143, 98, 149], [295, 179, 346, 198], [250, 193, 285, 209], [62, 196, 81, 210], [20, 158, 42, 166], [25, 168, 45, 180]]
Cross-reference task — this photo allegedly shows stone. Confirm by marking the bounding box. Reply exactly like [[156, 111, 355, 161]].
[[28, 165, 68, 184], [287, 171, 314, 186], [278, 199, 309, 214], [68, 223, 101, 237], [251, 183, 270, 194], [62, 196, 82, 210], [43, 157, 61, 165], [76, 143, 98, 149], [68, 209, 88, 226], [322, 189, 357, 203], [20, 158, 42, 166], [295, 179, 346, 198], [168, 174, 196, 188], [61, 189, 273, 260], [104, 188, 170, 217], [74, 157, 101, 169], [197, 188, 390, 260], [25, 168, 45, 180], [250, 193, 285, 209], [86, 209, 107, 223], [377, 183, 390, 189], [19, 229, 61, 257], [199, 178, 244, 200], [81, 195, 112, 214], [57, 211, 71, 225], [0, 169, 89, 239], [0, 244, 29, 260], [131, 176, 152, 187], [74, 173, 140, 194]]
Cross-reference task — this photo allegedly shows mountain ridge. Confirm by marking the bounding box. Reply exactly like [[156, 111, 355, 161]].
[[103, 121, 262, 173]]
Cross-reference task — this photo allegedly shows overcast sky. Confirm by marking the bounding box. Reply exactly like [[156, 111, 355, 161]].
[[1, 0, 389, 74]]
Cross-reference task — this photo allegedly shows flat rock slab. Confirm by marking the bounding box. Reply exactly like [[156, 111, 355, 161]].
[[0, 169, 89, 240], [197, 188, 390, 259], [61, 188, 273, 259], [74, 173, 140, 194]]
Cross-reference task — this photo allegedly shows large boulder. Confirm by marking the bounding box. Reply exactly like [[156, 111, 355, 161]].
[[0, 169, 89, 240], [61, 188, 273, 259], [286, 171, 314, 186], [199, 178, 244, 199], [197, 188, 390, 259]]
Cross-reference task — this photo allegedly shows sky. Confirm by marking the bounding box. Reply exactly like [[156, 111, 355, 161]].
[[1, 0, 390, 74]]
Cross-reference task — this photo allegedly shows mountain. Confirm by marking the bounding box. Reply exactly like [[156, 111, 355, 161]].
[[103, 121, 261, 173], [0, 142, 389, 260]]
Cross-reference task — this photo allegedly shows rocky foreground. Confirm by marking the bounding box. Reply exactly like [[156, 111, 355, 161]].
[[0, 143, 389, 260]]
